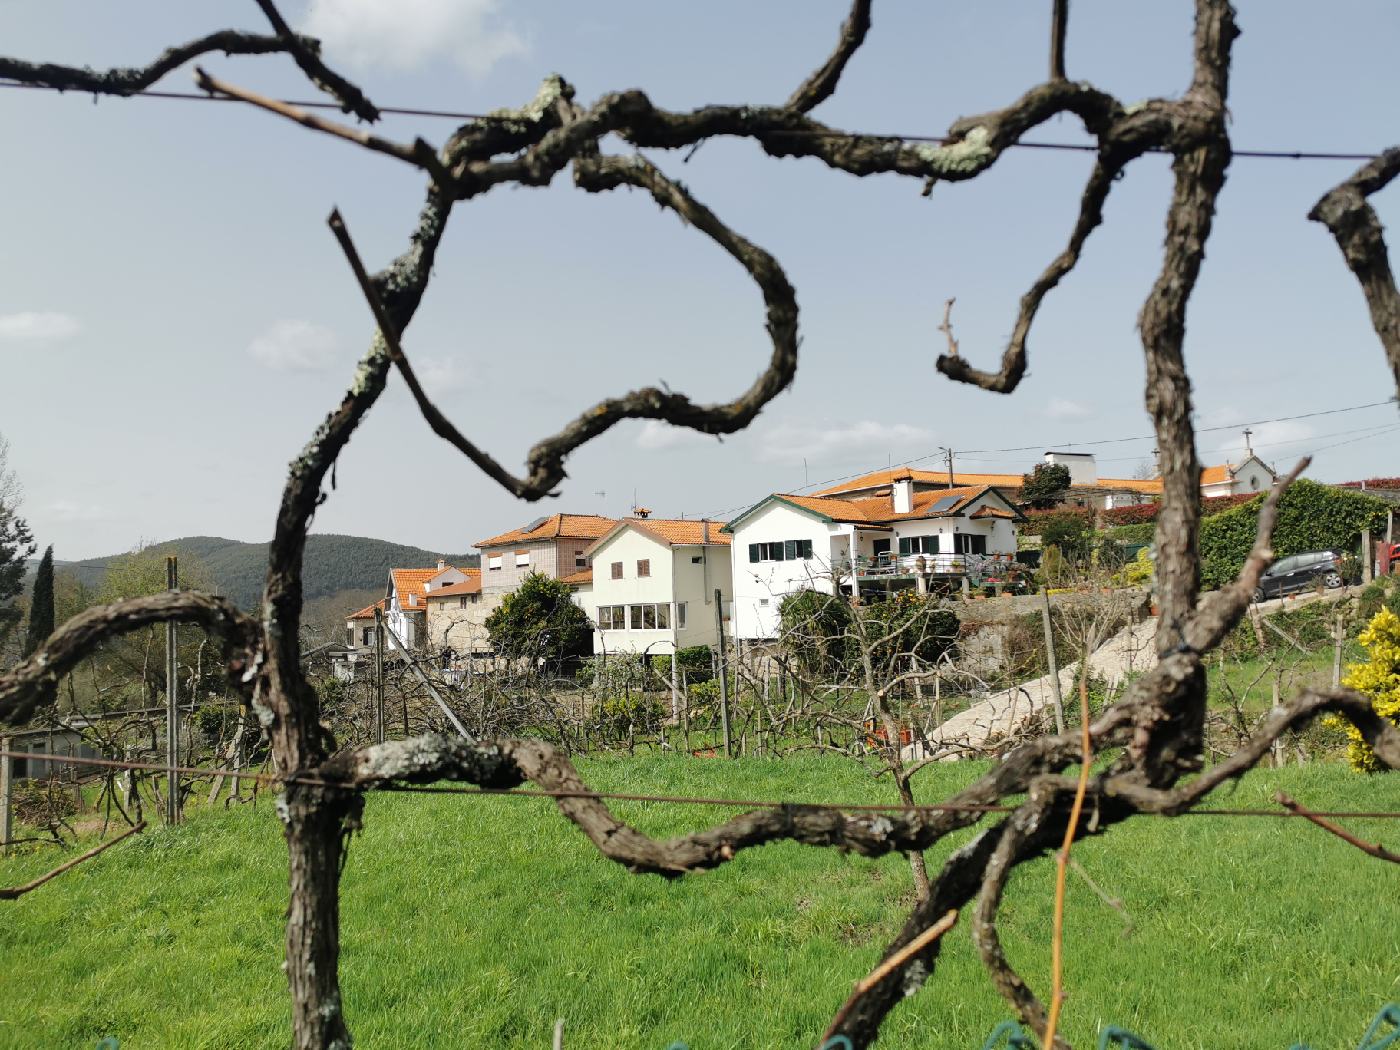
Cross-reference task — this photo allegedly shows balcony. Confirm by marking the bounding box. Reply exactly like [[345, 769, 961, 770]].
[[850, 551, 1019, 581]]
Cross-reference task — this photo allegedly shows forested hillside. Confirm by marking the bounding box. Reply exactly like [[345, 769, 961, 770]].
[[56, 535, 478, 611]]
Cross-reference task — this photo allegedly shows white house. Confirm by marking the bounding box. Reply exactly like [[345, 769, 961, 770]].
[[383, 566, 442, 650], [582, 517, 732, 656], [1199, 455, 1276, 498], [725, 475, 1023, 640]]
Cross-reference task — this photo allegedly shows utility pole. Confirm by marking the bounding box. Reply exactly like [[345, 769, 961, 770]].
[[714, 588, 732, 757], [165, 555, 180, 826], [373, 607, 386, 744], [945, 447, 955, 489]]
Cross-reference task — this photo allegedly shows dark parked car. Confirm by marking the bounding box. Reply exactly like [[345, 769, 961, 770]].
[[1253, 550, 1351, 603]]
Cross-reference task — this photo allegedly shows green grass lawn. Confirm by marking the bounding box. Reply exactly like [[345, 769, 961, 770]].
[[1, 757, 1398, 1049]]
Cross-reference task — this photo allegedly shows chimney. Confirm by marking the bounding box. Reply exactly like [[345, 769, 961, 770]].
[[892, 470, 914, 515], [1043, 451, 1097, 486], [437, 559, 446, 571], [634, 506, 652, 519]]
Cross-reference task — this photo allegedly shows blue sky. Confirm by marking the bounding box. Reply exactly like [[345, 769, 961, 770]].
[[2, 1, 1398, 560]]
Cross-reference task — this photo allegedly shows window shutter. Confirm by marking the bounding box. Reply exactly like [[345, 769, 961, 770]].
[[899, 538, 911, 556], [748, 543, 760, 563], [783, 539, 797, 560], [800, 539, 813, 559]]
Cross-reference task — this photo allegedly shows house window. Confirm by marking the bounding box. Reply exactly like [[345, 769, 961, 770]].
[[458, 596, 469, 608], [747, 539, 813, 562], [625, 603, 670, 630], [515, 551, 530, 567], [488, 555, 502, 571], [953, 533, 988, 555], [637, 559, 650, 577], [676, 602, 687, 629], [576, 556, 588, 568], [597, 605, 626, 630], [611, 561, 623, 580], [361, 627, 376, 646], [898, 535, 938, 556]]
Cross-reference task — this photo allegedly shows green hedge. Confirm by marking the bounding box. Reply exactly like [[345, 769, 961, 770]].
[[1199, 479, 1389, 588], [1108, 522, 1156, 545]]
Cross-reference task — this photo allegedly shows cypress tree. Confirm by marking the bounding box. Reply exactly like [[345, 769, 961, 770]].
[[23, 544, 54, 658]]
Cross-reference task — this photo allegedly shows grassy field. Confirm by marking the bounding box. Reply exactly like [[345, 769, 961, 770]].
[[1, 757, 1398, 1049]]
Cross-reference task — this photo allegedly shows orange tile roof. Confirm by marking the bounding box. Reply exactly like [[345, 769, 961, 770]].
[[768, 486, 1012, 527], [970, 506, 1016, 520], [815, 467, 1025, 496], [817, 464, 1176, 498], [424, 577, 482, 599], [559, 567, 594, 586], [589, 517, 733, 553], [390, 568, 439, 610], [347, 598, 387, 621], [476, 513, 617, 549], [1094, 477, 1164, 494], [1199, 464, 1232, 485]]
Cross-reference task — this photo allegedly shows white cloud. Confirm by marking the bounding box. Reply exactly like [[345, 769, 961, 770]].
[[248, 320, 340, 372], [757, 420, 935, 467], [1046, 397, 1092, 422], [47, 500, 109, 523], [303, 0, 527, 76], [635, 420, 715, 451], [0, 311, 80, 342], [416, 355, 471, 394]]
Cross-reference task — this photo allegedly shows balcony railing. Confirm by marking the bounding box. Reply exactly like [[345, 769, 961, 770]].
[[849, 551, 1018, 581]]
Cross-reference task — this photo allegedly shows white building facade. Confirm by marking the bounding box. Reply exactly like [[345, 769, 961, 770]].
[[726, 480, 1023, 640], [583, 518, 731, 656]]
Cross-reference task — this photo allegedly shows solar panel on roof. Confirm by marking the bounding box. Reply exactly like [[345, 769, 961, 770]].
[[524, 516, 549, 532], [928, 496, 961, 513]]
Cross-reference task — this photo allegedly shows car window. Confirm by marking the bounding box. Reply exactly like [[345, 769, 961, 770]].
[[1272, 556, 1297, 573]]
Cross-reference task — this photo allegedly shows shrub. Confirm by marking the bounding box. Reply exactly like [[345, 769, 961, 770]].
[[779, 589, 854, 677], [1108, 522, 1156, 545], [485, 572, 593, 666], [1020, 463, 1071, 509], [1198, 479, 1389, 589], [598, 692, 666, 737], [1020, 505, 1094, 537], [1118, 546, 1154, 587], [652, 645, 713, 685], [1041, 513, 1093, 561], [1336, 607, 1400, 772]]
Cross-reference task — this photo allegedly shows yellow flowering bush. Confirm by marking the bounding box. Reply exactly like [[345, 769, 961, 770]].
[[1337, 607, 1400, 772]]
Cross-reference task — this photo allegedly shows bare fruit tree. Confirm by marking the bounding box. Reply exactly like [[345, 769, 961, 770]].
[[3, 3, 1400, 1048]]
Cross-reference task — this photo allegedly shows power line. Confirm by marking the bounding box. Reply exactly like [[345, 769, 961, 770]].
[[6, 749, 1400, 820], [701, 398, 1398, 518], [0, 79, 1386, 162]]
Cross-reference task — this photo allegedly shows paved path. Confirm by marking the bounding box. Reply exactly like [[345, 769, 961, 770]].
[[905, 617, 1159, 762]]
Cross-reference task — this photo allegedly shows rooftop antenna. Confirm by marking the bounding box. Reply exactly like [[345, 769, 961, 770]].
[[803, 457, 808, 487]]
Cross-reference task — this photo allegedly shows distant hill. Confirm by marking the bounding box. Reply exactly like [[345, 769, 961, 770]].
[[55, 535, 479, 612]]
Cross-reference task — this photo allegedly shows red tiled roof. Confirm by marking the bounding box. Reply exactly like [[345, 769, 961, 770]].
[[587, 517, 732, 554], [424, 577, 482, 599], [390, 568, 439, 610], [347, 598, 387, 621], [760, 486, 1013, 527], [817, 464, 1176, 499], [476, 513, 617, 549], [1200, 464, 1232, 485], [559, 567, 594, 586]]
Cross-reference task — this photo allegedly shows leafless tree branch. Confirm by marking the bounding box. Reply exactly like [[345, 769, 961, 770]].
[[786, 0, 874, 113], [251, 0, 380, 123], [1309, 147, 1400, 398]]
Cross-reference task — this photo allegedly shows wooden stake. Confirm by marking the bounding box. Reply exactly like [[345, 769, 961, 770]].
[[1041, 588, 1066, 733], [1, 736, 12, 855], [165, 555, 181, 826], [715, 589, 732, 758]]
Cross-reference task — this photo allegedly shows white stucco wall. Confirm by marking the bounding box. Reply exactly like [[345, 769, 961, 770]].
[[588, 528, 730, 656], [730, 502, 841, 640]]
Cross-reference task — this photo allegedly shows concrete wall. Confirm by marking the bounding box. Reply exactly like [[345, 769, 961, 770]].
[[425, 592, 501, 655]]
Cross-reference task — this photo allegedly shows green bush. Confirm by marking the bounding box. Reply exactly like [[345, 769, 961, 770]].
[[598, 693, 666, 737], [649, 644, 715, 685], [1199, 479, 1389, 589], [1108, 522, 1156, 545]]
